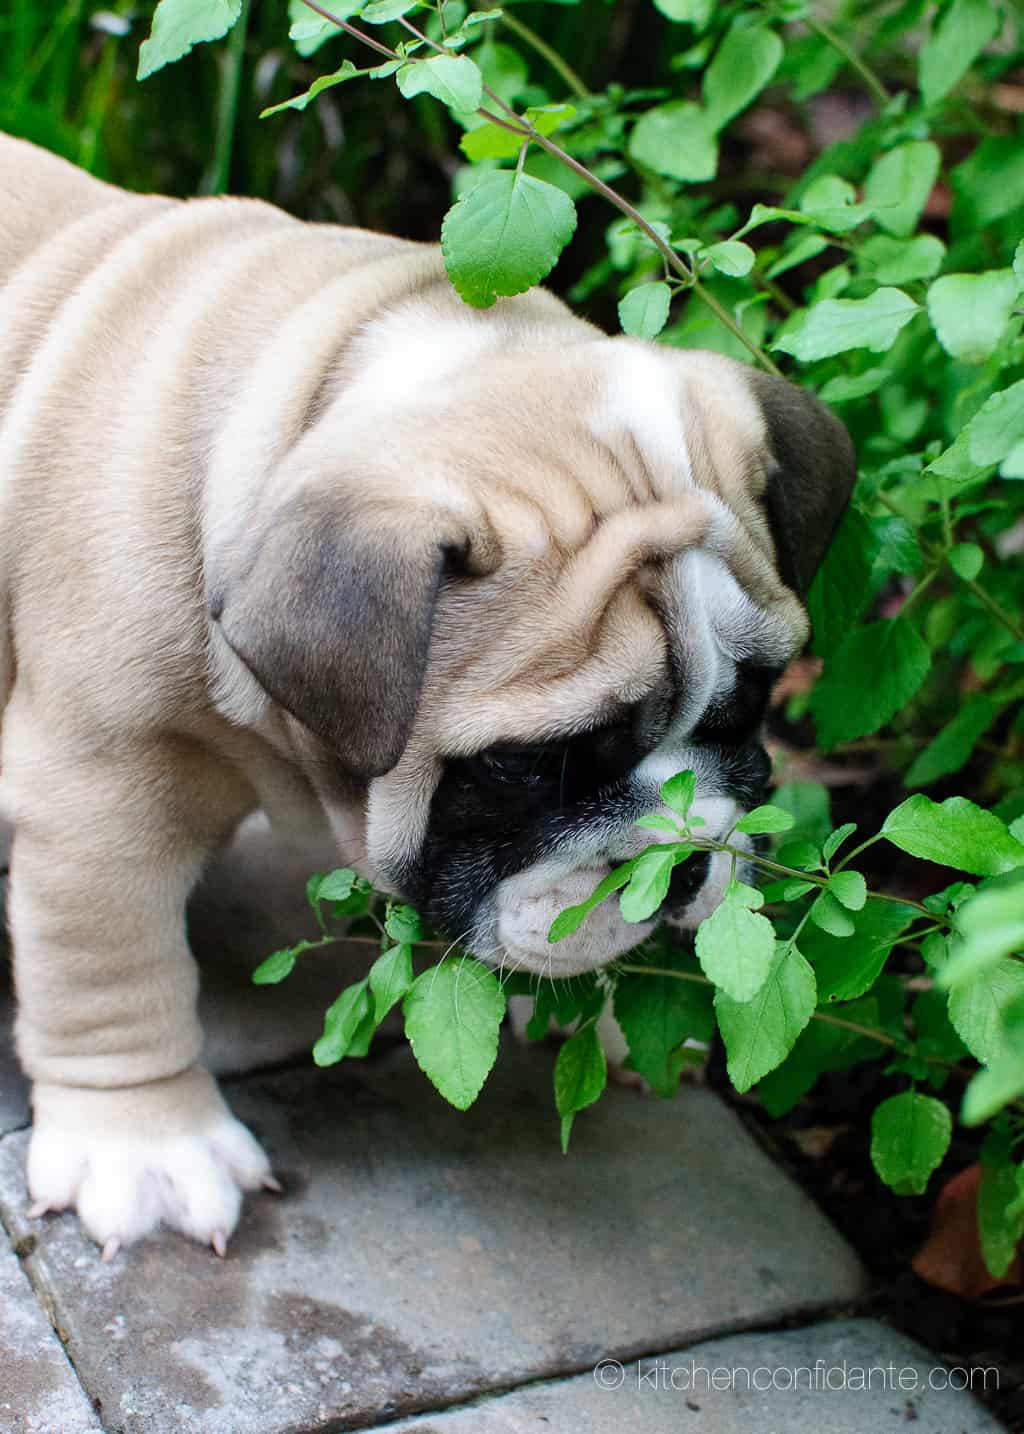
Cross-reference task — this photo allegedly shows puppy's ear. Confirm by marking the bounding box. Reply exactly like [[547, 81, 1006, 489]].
[[211, 498, 473, 777], [746, 370, 857, 595]]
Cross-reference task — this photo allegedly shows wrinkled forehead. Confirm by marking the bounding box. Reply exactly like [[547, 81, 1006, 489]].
[[396, 345, 805, 755]]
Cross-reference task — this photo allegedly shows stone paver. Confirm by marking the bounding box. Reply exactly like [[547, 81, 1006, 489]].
[[0, 1039, 865, 1434], [377, 1318, 1007, 1433], [0, 1233, 102, 1434]]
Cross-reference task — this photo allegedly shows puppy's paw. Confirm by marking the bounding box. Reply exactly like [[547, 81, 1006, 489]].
[[27, 1066, 276, 1257]]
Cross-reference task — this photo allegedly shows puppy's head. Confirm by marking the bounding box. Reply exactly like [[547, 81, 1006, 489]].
[[211, 316, 854, 975]]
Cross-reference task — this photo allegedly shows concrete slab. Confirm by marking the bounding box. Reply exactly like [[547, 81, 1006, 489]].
[[378, 1318, 1009, 1432], [0, 1040, 864, 1434], [0, 1226, 102, 1434]]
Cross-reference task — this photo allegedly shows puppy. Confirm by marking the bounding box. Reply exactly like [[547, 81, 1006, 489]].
[[0, 133, 855, 1255]]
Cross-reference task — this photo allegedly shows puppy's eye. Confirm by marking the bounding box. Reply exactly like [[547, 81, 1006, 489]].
[[476, 745, 562, 786]]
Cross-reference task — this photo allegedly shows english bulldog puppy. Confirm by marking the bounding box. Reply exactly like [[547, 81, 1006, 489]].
[[0, 132, 855, 1256]]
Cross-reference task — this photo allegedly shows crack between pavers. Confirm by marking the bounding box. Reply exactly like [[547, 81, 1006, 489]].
[[0, 1144, 113, 1433], [298, 1297, 872, 1434]]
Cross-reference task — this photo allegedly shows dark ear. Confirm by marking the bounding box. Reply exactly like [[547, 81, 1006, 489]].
[[746, 370, 857, 596], [211, 498, 469, 777]]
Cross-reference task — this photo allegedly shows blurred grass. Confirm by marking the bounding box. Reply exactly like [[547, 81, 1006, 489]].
[[0, 1, 650, 242]]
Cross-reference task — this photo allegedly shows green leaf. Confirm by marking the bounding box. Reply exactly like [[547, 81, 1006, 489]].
[[948, 541, 985, 581], [369, 943, 414, 1022], [905, 695, 1000, 789], [554, 1023, 607, 1119], [628, 101, 718, 183], [758, 995, 880, 1116], [701, 240, 755, 277], [252, 944, 304, 985], [461, 102, 575, 161], [549, 862, 637, 942], [615, 964, 715, 1096], [618, 281, 672, 339], [870, 1091, 952, 1195], [927, 270, 1018, 364], [288, 0, 360, 56], [807, 510, 879, 657], [441, 170, 577, 307], [403, 956, 505, 1109], [714, 943, 817, 1092], [948, 960, 1024, 1065], [702, 24, 783, 131], [734, 804, 795, 835], [808, 890, 855, 937], [313, 980, 371, 1067], [776, 838, 824, 871], [822, 823, 857, 863], [963, 1048, 1024, 1125], [661, 770, 697, 818], [261, 61, 361, 117], [772, 782, 832, 847], [361, 0, 418, 20], [805, 901, 916, 1003], [310, 869, 359, 905], [818, 368, 888, 404], [828, 870, 867, 911], [137, 0, 242, 80], [385, 904, 422, 944], [882, 794, 1024, 876], [966, 380, 1024, 466], [773, 288, 919, 362], [811, 617, 932, 747], [525, 974, 603, 1040], [783, 880, 816, 900], [919, 0, 1001, 107], [857, 234, 946, 284], [696, 893, 777, 1001], [397, 54, 483, 112], [978, 1158, 1024, 1278], [798, 175, 873, 233], [620, 846, 690, 923], [653, 0, 713, 23], [864, 141, 941, 237], [635, 813, 679, 835], [940, 880, 1024, 989]]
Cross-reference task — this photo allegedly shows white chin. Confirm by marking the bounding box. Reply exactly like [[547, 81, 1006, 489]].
[[493, 865, 655, 976], [490, 846, 736, 975]]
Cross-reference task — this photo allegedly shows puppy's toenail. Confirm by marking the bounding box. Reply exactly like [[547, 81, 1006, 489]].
[[211, 1229, 227, 1258], [101, 1237, 121, 1263], [27, 1201, 51, 1220], [262, 1174, 283, 1194]]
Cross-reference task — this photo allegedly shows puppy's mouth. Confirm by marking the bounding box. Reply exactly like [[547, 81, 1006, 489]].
[[488, 849, 713, 977]]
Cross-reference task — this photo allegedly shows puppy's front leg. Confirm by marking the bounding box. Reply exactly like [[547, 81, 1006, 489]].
[[4, 705, 273, 1256]]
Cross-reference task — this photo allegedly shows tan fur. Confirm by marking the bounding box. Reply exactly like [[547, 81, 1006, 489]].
[[0, 133, 846, 1252]]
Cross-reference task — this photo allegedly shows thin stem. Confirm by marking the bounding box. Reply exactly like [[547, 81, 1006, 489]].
[[497, 7, 591, 99], [532, 129, 784, 373], [898, 565, 940, 615], [833, 832, 883, 871], [299, 0, 400, 62], [804, 14, 891, 108], [394, 9, 785, 376], [701, 839, 937, 921], [962, 576, 1024, 641], [207, 0, 251, 195]]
